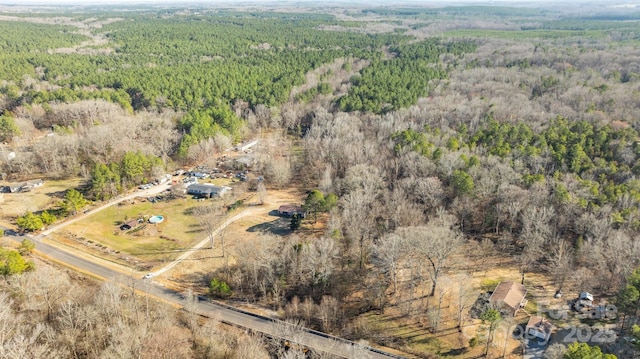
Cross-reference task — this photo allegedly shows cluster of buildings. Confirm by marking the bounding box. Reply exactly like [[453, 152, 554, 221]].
[[487, 281, 615, 346], [0, 179, 44, 193], [489, 281, 554, 342]]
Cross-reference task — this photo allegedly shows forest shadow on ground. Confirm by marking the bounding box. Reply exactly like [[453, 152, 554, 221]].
[[45, 190, 67, 199], [246, 217, 291, 235]]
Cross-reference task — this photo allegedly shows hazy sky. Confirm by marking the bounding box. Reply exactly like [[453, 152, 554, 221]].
[[0, 0, 579, 4], [0, 0, 623, 11]]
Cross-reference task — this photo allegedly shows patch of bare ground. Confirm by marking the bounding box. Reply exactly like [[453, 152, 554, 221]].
[[289, 57, 369, 102]]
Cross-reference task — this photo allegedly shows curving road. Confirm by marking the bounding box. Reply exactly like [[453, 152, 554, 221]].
[[22, 233, 406, 359], [4, 184, 410, 358]]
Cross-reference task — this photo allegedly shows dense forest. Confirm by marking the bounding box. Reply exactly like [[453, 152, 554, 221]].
[[3, 2, 640, 358]]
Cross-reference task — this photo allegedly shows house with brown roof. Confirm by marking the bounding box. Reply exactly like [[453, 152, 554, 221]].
[[489, 281, 527, 316], [526, 316, 553, 342], [278, 204, 306, 218]]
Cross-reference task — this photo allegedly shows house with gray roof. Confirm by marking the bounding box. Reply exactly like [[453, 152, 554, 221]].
[[187, 183, 229, 198]]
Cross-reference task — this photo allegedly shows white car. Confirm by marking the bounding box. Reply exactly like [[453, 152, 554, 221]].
[[143, 273, 154, 280]]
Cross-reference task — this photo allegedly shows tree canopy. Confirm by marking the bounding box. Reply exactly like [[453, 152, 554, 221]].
[[62, 189, 88, 216], [16, 211, 44, 232], [564, 342, 617, 359], [0, 247, 34, 276]]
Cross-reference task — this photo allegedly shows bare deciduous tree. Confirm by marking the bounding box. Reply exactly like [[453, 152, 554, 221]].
[[398, 209, 464, 296], [545, 239, 574, 291], [371, 233, 409, 294], [256, 181, 266, 205], [318, 296, 340, 332], [341, 188, 377, 270], [453, 273, 476, 329]]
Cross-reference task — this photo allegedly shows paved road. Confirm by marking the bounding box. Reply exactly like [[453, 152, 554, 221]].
[[4, 186, 409, 359], [21, 233, 406, 359]]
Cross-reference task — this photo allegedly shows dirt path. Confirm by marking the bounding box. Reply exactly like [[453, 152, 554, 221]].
[[152, 205, 266, 278]]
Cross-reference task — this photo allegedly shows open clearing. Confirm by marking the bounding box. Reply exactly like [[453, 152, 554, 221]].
[[0, 178, 83, 228], [157, 188, 304, 296], [64, 196, 206, 252], [48, 185, 304, 273]]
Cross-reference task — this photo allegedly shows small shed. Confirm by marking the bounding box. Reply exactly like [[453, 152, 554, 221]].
[[574, 292, 594, 312], [26, 179, 44, 188], [580, 292, 594, 302], [120, 218, 141, 231], [526, 316, 553, 342], [488, 281, 527, 316]]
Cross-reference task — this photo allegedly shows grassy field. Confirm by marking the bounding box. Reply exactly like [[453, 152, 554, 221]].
[[63, 195, 211, 259], [0, 178, 83, 227]]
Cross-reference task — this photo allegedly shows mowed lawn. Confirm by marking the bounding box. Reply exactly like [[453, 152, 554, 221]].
[[64, 196, 210, 257]]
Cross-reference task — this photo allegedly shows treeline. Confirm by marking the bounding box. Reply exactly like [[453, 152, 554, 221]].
[[91, 151, 164, 200], [471, 117, 639, 180], [177, 104, 244, 157], [25, 87, 134, 113], [397, 117, 640, 227]]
